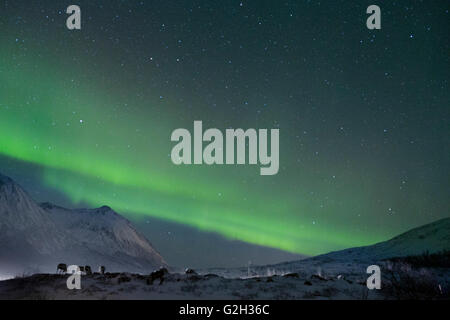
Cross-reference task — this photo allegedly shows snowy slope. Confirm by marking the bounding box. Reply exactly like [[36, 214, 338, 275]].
[[204, 217, 450, 278], [0, 173, 166, 277], [316, 217, 450, 262], [0, 173, 66, 254], [41, 202, 167, 272], [253, 217, 450, 277]]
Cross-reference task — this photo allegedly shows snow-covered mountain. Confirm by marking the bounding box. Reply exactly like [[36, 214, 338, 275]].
[[314, 217, 450, 263], [205, 217, 450, 278], [257, 216, 450, 277], [0, 173, 167, 277]]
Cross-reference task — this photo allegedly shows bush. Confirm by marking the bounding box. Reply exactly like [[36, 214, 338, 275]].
[[382, 260, 448, 300]]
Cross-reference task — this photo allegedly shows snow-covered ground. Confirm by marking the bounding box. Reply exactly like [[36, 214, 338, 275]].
[[1, 257, 448, 300], [0, 270, 380, 300]]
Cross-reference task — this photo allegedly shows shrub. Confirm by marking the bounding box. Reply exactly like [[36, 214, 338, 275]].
[[382, 260, 448, 300]]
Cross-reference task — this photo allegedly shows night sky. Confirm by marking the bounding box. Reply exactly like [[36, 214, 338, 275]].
[[0, 0, 449, 268]]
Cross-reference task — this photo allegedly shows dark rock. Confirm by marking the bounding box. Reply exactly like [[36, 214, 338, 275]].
[[187, 275, 202, 282], [283, 273, 299, 278], [118, 274, 131, 284]]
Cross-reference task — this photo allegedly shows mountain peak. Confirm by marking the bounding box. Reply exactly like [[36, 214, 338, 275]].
[[97, 205, 112, 211], [92, 205, 117, 216]]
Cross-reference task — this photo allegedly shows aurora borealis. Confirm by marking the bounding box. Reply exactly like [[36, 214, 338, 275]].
[[0, 1, 449, 267]]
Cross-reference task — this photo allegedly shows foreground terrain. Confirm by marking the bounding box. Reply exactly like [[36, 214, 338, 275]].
[[1, 251, 449, 300], [0, 270, 385, 300]]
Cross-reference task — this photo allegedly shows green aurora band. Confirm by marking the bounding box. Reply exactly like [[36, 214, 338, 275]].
[[0, 41, 386, 256]]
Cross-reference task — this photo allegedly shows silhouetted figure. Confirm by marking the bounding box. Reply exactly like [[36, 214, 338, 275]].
[[147, 267, 169, 285], [57, 263, 67, 274], [85, 265, 92, 275], [185, 268, 197, 275], [99, 266, 105, 274]]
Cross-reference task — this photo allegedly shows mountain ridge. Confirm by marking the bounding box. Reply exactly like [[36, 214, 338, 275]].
[[253, 216, 450, 276], [0, 172, 167, 277], [313, 216, 450, 262]]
